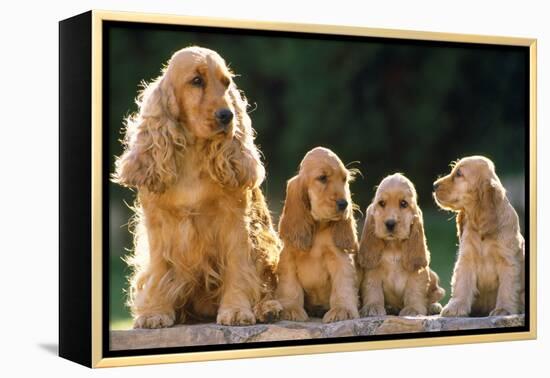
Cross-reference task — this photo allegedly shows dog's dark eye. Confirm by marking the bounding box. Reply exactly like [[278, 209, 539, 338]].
[[191, 76, 204, 87], [378, 200, 386, 208], [317, 175, 328, 184], [400, 200, 408, 209], [455, 169, 463, 178]]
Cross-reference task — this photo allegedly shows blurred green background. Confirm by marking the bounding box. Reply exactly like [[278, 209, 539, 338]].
[[107, 24, 527, 330]]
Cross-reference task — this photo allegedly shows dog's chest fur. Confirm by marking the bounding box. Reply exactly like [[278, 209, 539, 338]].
[[295, 229, 335, 308], [140, 157, 248, 290], [460, 227, 500, 292], [171, 157, 226, 208], [379, 248, 408, 301]]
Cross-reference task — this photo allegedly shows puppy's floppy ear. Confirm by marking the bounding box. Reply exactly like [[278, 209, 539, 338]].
[[402, 207, 429, 272], [331, 209, 358, 253], [113, 78, 186, 193], [206, 83, 265, 189], [473, 178, 505, 237], [278, 176, 315, 251], [357, 204, 385, 269]]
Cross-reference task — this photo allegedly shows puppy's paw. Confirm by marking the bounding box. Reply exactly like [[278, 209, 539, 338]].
[[323, 306, 359, 323], [489, 308, 512, 317], [134, 313, 175, 329], [280, 307, 309, 322], [216, 307, 256, 326], [399, 306, 426, 317], [428, 302, 443, 315], [440, 300, 470, 317], [360, 304, 386, 317], [254, 299, 283, 323]]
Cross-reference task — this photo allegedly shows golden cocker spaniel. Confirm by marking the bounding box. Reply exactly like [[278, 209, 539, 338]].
[[433, 156, 525, 317], [113, 46, 282, 328], [276, 147, 360, 323], [358, 173, 445, 316]]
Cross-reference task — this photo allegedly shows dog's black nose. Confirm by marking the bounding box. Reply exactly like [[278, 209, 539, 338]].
[[336, 199, 348, 211], [385, 219, 396, 232], [433, 182, 440, 190], [215, 108, 234, 126]]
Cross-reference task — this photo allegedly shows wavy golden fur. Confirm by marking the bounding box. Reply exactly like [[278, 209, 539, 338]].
[[276, 147, 360, 323], [113, 46, 282, 328], [358, 173, 445, 316], [434, 156, 525, 316]]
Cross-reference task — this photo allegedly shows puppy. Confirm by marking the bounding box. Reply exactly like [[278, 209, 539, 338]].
[[359, 173, 445, 316], [434, 156, 525, 317], [276, 147, 360, 323]]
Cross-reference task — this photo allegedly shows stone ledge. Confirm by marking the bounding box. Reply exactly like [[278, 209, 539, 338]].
[[110, 314, 524, 351]]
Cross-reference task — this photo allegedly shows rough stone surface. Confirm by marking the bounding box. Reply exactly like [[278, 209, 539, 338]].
[[110, 314, 525, 351]]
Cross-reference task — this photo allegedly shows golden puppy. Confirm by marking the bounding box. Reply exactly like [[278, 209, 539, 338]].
[[113, 46, 282, 327], [434, 156, 525, 317], [358, 173, 445, 316], [276, 147, 360, 323]]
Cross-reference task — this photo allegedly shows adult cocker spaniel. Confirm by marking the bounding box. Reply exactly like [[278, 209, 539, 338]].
[[276, 147, 360, 323], [433, 156, 525, 317], [358, 173, 445, 316], [113, 46, 282, 328]]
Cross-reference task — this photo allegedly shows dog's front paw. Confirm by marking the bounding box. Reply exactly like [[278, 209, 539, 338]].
[[360, 304, 386, 317], [323, 306, 359, 323], [428, 302, 443, 315], [489, 308, 512, 316], [280, 307, 309, 321], [399, 306, 426, 317], [254, 299, 283, 323], [440, 300, 470, 317], [134, 313, 175, 329], [217, 307, 256, 326]]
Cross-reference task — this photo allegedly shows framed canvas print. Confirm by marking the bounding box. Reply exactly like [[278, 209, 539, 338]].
[[59, 10, 537, 368]]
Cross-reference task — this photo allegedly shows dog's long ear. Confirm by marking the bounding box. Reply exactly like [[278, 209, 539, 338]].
[[402, 207, 430, 272], [112, 78, 186, 193], [473, 178, 505, 237], [206, 83, 265, 189], [357, 204, 385, 269], [279, 176, 315, 251], [331, 208, 358, 253]]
